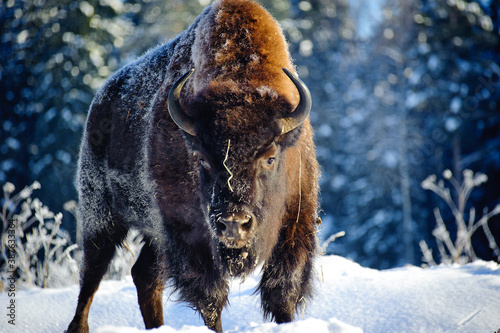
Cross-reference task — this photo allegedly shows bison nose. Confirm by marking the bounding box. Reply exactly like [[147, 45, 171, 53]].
[[217, 212, 253, 240]]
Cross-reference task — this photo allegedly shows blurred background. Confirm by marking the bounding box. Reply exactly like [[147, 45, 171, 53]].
[[1, 0, 499, 271]]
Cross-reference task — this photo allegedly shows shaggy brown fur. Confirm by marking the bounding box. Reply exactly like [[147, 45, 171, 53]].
[[189, 0, 299, 107], [67, 1, 319, 332]]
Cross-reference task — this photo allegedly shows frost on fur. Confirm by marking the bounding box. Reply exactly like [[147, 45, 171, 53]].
[[420, 169, 500, 266]]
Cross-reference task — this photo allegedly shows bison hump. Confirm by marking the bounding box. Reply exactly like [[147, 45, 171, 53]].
[[190, 0, 299, 108]]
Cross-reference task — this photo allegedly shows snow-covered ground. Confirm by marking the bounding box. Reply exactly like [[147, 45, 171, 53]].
[[3, 255, 500, 333]]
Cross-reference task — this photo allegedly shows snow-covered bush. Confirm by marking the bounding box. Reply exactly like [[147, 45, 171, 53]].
[[1, 181, 146, 290], [1, 181, 79, 288], [420, 169, 500, 265]]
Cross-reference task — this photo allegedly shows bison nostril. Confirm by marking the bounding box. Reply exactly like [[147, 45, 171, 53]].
[[216, 221, 227, 233], [217, 213, 253, 240], [241, 218, 252, 232]]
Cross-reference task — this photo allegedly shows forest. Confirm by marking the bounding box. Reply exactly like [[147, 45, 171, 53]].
[[1, 0, 499, 276]]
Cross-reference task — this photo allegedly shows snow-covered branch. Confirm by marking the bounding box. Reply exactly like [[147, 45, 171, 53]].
[[1, 182, 79, 288], [420, 169, 500, 266]]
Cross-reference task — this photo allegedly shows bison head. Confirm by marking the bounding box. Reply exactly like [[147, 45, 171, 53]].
[[167, 68, 311, 262]]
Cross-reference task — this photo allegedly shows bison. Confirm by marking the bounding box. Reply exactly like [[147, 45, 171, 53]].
[[67, 0, 320, 332]]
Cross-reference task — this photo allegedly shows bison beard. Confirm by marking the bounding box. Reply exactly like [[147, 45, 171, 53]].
[[67, 0, 320, 332]]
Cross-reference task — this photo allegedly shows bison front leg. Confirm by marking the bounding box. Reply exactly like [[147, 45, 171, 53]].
[[169, 240, 229, 333], [198, 296, 225, 333], [181, 266, 228, 332], [259, 220, 318, 323]]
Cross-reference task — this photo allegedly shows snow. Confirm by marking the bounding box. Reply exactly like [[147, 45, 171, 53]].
[[3, 255, 500, 333]]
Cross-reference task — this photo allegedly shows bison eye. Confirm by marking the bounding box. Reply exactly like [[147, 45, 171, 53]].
[[265, 157, 276, 167]]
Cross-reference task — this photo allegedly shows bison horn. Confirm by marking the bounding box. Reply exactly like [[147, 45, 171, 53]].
[[168, 68, 197, 136], [168, 68, 311, 136], [280, 68, 312, 134]]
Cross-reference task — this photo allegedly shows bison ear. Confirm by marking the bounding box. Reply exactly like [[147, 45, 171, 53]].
[[279, 68, 312, 134], [168, 69, 197, 136]]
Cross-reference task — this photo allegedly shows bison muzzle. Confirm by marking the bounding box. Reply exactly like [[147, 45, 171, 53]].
[[67, 0, 320, 332]]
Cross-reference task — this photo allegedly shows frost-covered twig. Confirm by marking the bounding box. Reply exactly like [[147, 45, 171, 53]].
[[1, 182, 40, 235], [420, 169, 500, 266], [473, 205, 500, 261], [1, 182, 79, 288], [321, 231, 346, 253], [431, 207, 458, 264], [418, 240, 437, 267]]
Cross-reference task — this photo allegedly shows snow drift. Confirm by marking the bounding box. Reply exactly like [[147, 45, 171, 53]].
[[3, 255, 499, 332]]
